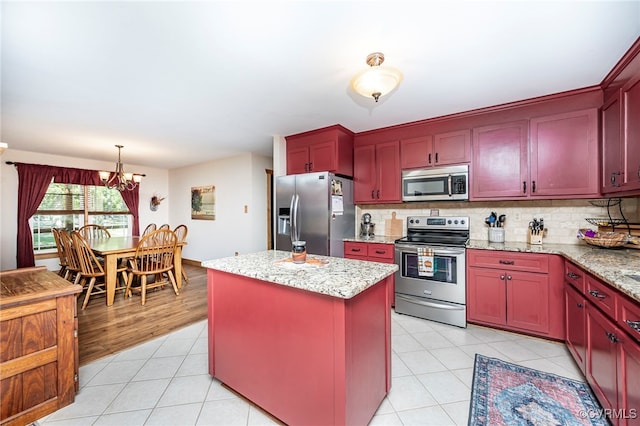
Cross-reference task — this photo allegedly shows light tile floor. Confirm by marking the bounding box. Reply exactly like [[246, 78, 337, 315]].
[[38, 311, 584, 426]]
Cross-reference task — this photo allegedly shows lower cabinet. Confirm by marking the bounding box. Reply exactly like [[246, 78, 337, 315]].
[[564, 260, 640, 426], [344, 241, 395, 307], [466, 250, 564, 339]]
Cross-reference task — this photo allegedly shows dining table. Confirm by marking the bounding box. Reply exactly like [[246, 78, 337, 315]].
[[90, 236, 186, 306]]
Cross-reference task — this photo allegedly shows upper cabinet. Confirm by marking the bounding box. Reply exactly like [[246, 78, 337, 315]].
[[400, 130, 470, 169], [471, 109, 599, 200], [601, 37, 640, 195], [354, 140, 401, 204], [286, 125, 354, 177]]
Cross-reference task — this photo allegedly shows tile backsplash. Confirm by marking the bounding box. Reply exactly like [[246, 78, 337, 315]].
[[356, 197, 640, 245]]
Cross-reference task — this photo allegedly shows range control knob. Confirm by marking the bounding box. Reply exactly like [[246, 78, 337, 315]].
[[447, 220, 452, 224], [454, 220, 459, 224], [461, 220, 466, 224]]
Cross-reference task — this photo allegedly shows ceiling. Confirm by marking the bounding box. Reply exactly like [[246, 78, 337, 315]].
[[2, 1, 639, 169]]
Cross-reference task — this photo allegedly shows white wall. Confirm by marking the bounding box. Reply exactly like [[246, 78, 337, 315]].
[[168, 152, 273, 262], [0, 149, 169, 270]]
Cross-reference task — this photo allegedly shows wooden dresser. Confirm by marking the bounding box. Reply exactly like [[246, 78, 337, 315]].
[[0, 266, 82, 426]]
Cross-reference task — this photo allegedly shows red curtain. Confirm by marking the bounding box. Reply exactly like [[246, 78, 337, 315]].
[[13, 163, 141, 267], [16, 164, 57, 268]]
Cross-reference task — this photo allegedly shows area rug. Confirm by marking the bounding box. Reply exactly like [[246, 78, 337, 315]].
[[469, 354, 607, 426]]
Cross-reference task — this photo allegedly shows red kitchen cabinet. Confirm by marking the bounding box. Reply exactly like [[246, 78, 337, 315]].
[[471, 121, 529, 199], [565, 283, 587, 374], [530, 108, 599, 197], [602, 94, 624, 192], [471, 109, 599, 200], [353, 141, 400, 204], [466, 250, 564, 339], [619, 335, 640, 426], [622, 74, 640, 191], [286, 125, 354, 176], [400, 130, 470, 169], [344, 241, 395, 307]]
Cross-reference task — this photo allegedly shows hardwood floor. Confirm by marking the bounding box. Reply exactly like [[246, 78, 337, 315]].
[[76, 263, 208, 365]]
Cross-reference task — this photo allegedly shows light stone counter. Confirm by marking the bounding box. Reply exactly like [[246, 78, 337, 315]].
[[343, 235, 399, 244], [467, 239, 640, 302], [201, 250, 398, 299]]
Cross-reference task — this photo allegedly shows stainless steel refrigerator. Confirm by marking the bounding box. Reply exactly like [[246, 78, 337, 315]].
[[275, 172, 355, 257]]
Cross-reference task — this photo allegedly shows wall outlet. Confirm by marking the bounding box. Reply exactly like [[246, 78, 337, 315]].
[[514, 212, 521, 221], [244, 205, 248, 213]]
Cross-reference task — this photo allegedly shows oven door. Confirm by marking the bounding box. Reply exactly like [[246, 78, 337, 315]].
[[394, 243, 466, 304]]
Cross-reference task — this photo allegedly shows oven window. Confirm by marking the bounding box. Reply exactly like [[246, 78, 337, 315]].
[[404, 177, 447, 196], [402, 252, 458, 283]]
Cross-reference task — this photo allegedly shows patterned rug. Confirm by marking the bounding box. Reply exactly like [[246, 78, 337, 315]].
[[469, 354, 607, 426]]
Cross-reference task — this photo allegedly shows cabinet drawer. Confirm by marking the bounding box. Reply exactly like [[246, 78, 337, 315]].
[[618, 295, 640, 342], [467, 250, 549, 273], [344, 242, 367, 258], [564, 261, 586, 293], [367, 243, 394, 261], [586, 275, 617, 318]]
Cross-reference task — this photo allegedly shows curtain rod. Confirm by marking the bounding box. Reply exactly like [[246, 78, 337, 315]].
[[4, 161, 146, 176]]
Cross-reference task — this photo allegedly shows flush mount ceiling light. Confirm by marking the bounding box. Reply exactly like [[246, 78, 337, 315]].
[[350, 52, 403, 102], [98, 144, 142, 191]]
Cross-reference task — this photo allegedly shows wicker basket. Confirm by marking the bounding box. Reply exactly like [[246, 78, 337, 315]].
[[579, 229, 629, 248]]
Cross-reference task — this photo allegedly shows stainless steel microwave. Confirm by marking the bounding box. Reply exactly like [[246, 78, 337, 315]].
[[402, 165, 469, 202]]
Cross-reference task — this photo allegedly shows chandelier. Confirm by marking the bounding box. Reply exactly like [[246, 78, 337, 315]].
[[98, 145, 142, 191], [350, 52, 403, 102]]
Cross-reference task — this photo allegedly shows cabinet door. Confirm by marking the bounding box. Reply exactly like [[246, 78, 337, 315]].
[[587, 306, 620, 414], [565, 284, 587, 373], [530, 108, 599, 197], [433, 130, 470, 165], [376, 141, 401, 202], [602, 95, 624, 192], [619, 335, 640, 426], [308, 140, 336, 173], [471, 121, 529, 199], [400, 136, 432, 169], [467, 267, 506, 326], [353, 145, 377, 203], [287, 146, 309, 175], [622, 74, 640, 190], [506, 270, 549, 334]]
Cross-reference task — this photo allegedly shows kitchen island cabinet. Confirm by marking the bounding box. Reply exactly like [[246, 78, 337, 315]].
[[202, 251, 397, 426], [0, 266, 82, 426]]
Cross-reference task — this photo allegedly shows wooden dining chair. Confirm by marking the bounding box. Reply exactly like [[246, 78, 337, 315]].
[[158, 224, 170, 230], [78, 224, 111, 240], [59, 229, 81, 284], [52, 228, 68, 278], [142, 223, 157, 237], [72, 231, 128, 309], [173, 224, 189, 283], [125, 229, 179, 305]]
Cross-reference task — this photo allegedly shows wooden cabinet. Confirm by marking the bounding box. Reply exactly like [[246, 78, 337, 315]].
[[602, 94, 624, 192], [353, 141, 401, 204], [286, 125, 354, 176], [466, 250, 564, 339], [0, 267, 82, 426], [344, 241, 395, 306], [564, 259, 640, 425], [400, 130, 470, 169], [471, 109, 599, 200]]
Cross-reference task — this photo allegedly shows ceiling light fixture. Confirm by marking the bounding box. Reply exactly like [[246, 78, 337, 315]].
[[99, 144, 142, 191], [350, 52, 403, 102]]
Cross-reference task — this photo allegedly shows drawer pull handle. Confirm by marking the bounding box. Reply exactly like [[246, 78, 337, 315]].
[[375, 250, 386, 254], [626, 320, 640, 332], [589, 290, 607, 300], [351, 248, 361, 252], [566, 272, 580, 279], [606, 332, 619, 343], [499, 260, 515, 265]]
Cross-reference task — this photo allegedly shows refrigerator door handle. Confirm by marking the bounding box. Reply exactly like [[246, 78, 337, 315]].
[[289, 195, 296, 244], [293, 194, 300, 242]]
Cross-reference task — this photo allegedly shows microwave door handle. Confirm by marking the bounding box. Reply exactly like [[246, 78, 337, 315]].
[[448, 175, 453, 197]]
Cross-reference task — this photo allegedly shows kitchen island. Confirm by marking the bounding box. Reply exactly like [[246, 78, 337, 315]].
[[202, 250, 397, 426]]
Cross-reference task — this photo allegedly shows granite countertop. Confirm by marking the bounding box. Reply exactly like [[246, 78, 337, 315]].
[[343, 235, 400, 244], [202, 250, 398, 299], [467, 239, 640, 302]]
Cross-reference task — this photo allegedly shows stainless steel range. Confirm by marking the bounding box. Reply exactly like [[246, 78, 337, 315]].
[[394, 216, 469, 328]]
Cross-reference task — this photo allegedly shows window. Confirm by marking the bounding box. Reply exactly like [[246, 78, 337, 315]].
[[32, 181, 132, 252]]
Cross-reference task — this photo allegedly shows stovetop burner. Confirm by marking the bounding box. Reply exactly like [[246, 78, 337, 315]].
[[396, 216, 470, 247]]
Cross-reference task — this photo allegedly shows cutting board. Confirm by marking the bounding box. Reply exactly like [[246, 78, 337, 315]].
[[385, 211, 403, 237]]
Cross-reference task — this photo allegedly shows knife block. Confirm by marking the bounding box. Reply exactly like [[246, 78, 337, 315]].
[[528, 229, 543, 245]]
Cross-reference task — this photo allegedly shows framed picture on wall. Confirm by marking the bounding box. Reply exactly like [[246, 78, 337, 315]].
[[191, 185, 215, 220]]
